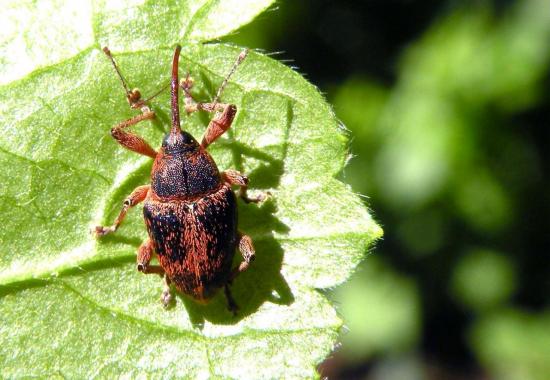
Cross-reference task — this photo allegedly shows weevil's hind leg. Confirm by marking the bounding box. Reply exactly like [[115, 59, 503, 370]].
[[161, 275, 173, 308], [110, 112, 157, 158], [224, 284, 238, 315], [94, 185, 150, 236], [222, 170, 269, 203]]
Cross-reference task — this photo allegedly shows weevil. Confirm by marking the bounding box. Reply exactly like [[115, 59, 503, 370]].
[[94, 45, 266, 313]]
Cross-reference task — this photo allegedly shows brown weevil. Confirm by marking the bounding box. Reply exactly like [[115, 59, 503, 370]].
[[94, 45, 266, 313]]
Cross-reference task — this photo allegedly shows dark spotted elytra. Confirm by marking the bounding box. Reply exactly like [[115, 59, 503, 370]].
[[95, 45, 267, 313]]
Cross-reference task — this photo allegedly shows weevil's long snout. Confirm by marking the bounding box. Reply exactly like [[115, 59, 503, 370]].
[[170, 45, 182, 136], [163, 44, 198, 154]]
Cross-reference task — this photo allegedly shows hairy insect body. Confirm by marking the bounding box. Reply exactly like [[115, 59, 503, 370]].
[[145, 131, 238, 301], [96, 45, 262, 313]]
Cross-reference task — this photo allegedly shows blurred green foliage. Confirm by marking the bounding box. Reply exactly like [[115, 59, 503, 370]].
[[451, 248, 517, 311], [332, 257, 420, 360], [471, 309, 550, 380], [228, 0, 549, 378]]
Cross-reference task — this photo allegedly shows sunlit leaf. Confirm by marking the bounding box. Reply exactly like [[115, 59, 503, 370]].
[[0, 1, 381, 378]]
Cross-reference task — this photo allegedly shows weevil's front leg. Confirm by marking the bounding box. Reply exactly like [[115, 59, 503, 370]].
[[222, 169, 268, 203], [181, 97, 237, 149], [180, 78, 228, 115], [200, 103, 237, 149], [110, 111, 157, 158], [230, 233, 256, 281], [181, 72, 238, 149], [94, 185, 150, 237], [103, 46, 158, 158]]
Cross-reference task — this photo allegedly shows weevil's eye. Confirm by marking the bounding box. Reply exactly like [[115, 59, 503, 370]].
[[162, 130, 198, 154]]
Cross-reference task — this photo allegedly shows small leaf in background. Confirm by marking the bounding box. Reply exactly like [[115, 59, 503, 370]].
[[0, 0, 381, 378]]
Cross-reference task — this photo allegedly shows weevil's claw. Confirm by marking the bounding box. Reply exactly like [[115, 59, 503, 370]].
[[93, 225, 115, 238]]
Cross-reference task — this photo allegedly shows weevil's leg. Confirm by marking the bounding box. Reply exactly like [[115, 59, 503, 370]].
[[181, 73, 197, 112], [222, 169, 268, 203], [161, 275, 173, 308], [224, 284, 238, 315], [179, 93, 237, 148], [110, 111, 157, 158], [94, 185, 150, 237], [180, 87, 231, 114], [230, 233, 256, 281], [136, 239, 164, 275], [180, 73, 203, 114], [136, 238, 153, 271], [136, 240, 164, 275], [137, 242, 165, 276], [104, 46, 160, 157], [141, 265, 165, 275], [200, 104, 237, 149], [136, 241, 168, 305]]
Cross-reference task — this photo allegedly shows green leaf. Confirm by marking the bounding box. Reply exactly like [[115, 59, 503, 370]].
[[0, 1, 381, 378]]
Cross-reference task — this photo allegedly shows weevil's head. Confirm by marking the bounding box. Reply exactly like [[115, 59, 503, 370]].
[[161, 129, 199, 155]]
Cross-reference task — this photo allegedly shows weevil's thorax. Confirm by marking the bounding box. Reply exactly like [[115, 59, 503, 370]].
[[151, 130, 221, 199]]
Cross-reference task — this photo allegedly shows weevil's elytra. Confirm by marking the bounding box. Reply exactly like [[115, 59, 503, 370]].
[[95, 45, 267, 313]]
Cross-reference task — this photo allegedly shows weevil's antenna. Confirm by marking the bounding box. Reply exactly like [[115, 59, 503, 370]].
[[212, 48, 248, 107], [103, 47, 132, 96], [142, 82, 170, 103], [171, 45, 182, 135]]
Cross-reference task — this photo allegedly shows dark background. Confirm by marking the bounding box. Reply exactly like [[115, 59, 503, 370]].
[[226, 1, 549, 379]]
